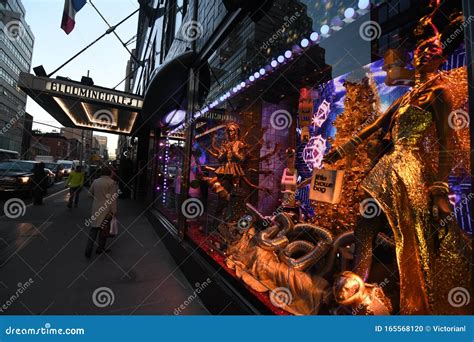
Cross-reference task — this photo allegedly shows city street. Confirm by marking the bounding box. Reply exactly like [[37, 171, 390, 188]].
[[0, 186, 208, 315]]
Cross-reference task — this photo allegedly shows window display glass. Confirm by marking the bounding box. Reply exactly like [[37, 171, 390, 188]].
[[156, 0, 472, 315], [154, 136, 186, 226]]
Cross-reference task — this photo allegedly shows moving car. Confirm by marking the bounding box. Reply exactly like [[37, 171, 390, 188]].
[[57, 160, 75, 176], [44, 168, 56, 187], [0, 160, 36, 193], [44, 162, 64, 181], [0, 149, 19, 162]]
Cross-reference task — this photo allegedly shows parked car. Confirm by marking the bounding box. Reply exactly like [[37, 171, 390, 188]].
[[0, 160, 36, 194], [44, 162, 64, 181]]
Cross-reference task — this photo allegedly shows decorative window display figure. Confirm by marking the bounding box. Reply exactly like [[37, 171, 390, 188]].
[[326, 7, 472, 314], [200, 122, 277, 241]]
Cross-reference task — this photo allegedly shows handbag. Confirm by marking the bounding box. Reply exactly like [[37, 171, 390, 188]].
[[109, 217, 118, 237], [99, 214, 116, 238]]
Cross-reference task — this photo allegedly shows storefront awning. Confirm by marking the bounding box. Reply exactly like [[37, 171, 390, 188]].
[[18, 72, 143, 135], [141, 51, 210, 130]]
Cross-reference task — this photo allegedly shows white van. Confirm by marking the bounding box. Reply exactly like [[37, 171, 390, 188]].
[[57, 160, 75, 176]]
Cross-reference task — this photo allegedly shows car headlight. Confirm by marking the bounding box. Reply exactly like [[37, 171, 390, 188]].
[[19, 176, 30, 184]]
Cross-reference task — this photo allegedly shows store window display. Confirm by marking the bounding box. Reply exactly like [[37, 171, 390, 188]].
[[326, 6, 472, 314], [162, 0, 472, 316]]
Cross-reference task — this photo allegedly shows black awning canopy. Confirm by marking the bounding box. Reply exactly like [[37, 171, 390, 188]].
[[18, 72, 143, 135], [141, 51, 210, 130]]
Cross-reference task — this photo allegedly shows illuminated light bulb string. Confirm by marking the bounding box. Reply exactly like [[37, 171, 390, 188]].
[[168, 1, 373, 135], [162, 137, 170, 204]]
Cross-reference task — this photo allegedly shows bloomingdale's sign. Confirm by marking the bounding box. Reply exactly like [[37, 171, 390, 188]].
[[46, 81, 143, 109]]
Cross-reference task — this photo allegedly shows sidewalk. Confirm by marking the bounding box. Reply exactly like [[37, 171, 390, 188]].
[[0, 188, 209, 315]]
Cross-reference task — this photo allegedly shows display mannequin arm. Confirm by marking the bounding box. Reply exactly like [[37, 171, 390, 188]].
[[249, 143, 280, 161], [431, 87, 454, 183], [243, 176, 271, 194], [325, 97, 401, 164], [428, 87, 454, 217], [206, 148, 219, 159]]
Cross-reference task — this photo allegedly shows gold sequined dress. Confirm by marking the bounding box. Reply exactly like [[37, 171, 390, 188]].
[[361, 103, 472, 315]]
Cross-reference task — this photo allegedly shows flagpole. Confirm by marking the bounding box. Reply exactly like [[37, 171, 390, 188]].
[[47, 8, 139, 78], [88, 0, 142, 66]]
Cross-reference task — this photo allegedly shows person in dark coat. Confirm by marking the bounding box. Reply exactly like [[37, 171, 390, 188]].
[[32, 162, 48, 205]]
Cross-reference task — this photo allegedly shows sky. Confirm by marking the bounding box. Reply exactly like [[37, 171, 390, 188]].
[[22, 0, 140, 159]]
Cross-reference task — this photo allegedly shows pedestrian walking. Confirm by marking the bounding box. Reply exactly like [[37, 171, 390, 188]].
[[84, 167, 118, 258], [66, 165, 85, 208], [32, 162, 48, 205]]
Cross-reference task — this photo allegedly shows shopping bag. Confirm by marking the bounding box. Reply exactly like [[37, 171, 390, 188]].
[[109, 217, 118, 237], [309, 169, 345, 204]]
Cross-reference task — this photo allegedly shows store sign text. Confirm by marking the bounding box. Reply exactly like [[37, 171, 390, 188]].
[[46, 82, 143, 108]]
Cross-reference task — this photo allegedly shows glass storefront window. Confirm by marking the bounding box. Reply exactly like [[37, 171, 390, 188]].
[[154, 135, 186, 226], [151, 0, 473, 316]]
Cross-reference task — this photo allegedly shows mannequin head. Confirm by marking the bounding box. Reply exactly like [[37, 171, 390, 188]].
[[413, 7, 445, 74], [226, 122, 240, 141]]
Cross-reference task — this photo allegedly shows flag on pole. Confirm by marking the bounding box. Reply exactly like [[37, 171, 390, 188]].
[[61, 0, 87, 34]]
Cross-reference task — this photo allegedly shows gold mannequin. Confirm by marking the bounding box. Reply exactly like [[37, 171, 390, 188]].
[[326, 11, 472, 314]]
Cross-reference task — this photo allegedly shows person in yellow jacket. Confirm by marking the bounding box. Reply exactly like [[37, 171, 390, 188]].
[[66, 165, 85, 208]]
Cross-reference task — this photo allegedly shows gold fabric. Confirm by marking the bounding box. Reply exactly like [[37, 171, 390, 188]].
[[361, 105, 472, 314], [226, 227, 330, 315]]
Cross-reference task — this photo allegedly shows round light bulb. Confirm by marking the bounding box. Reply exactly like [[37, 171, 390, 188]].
[[358, 0, 370, 10], [321, 25, 330, 35], [344, 7, 355, 19]]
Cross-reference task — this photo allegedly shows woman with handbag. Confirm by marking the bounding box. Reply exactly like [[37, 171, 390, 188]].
[[84, 167, 118, 258]]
